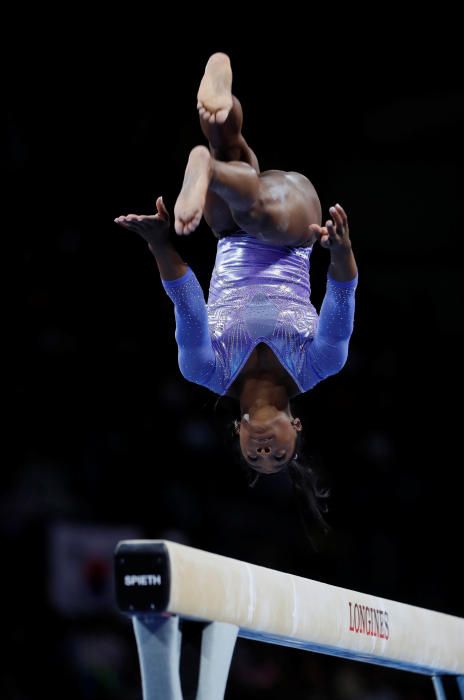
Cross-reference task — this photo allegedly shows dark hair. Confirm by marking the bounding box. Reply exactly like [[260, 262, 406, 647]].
[[233, 426, 330, 548], [286, 441, 330, 548]]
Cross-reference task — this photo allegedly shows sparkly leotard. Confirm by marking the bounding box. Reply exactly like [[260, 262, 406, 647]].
[[162, 231, 357, 396]]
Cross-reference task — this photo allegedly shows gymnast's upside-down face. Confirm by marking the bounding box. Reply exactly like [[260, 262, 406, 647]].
[[237, 412, 302, 474]]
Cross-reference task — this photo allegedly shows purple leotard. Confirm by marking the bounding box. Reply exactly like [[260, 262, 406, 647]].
[[163, 231, 357, 396]]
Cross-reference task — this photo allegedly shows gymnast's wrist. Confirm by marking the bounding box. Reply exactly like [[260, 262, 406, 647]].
[[329, 241, 353, 260], [148, 237, 172, 256]]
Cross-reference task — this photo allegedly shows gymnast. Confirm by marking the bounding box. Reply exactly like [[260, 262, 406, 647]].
[[115, 53, 358, 532]]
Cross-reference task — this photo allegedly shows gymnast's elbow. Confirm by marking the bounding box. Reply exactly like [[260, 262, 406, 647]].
[[178, 353, 215, 384], [316, 345, 350, 379], [178, 358, 198, 382]]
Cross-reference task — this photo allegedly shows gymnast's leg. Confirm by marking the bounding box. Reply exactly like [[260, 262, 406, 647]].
[[175, 52, 321, 245], [195, 52, 260, 237]]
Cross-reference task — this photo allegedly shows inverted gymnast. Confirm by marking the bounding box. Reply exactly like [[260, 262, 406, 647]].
[[115, 53, 358, 532]]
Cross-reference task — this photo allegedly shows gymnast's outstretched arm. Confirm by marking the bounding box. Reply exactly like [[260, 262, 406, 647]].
[[303, 204, 358, 386], [114, 198, 216, 385]]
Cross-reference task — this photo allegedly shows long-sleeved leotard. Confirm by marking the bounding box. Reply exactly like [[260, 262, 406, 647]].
[[162, 231, 357, 396]]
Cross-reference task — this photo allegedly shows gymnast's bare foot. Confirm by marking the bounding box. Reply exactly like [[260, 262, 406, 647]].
[[197, 52, 233, 124], [174, 146, 212, 235]]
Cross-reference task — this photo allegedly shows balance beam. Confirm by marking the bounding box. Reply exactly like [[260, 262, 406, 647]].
[[114, 540, 464, 700]]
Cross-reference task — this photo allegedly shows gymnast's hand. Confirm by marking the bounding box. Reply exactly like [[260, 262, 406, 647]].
[[114, 196, 171, 250], [309, 203, 352, 251]]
